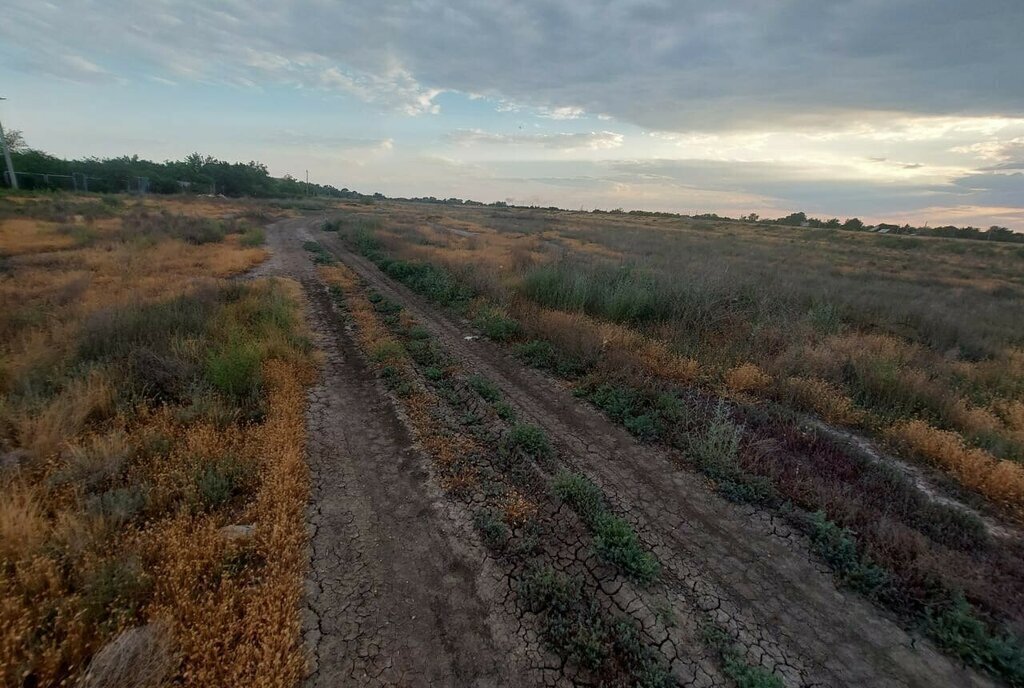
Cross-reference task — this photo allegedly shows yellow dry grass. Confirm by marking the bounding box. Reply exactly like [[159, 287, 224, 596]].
[[0, 219, 75, 255], [778, 376, 864, 426], [724, 363, 772, 394], [889, 420, 1024, 511]]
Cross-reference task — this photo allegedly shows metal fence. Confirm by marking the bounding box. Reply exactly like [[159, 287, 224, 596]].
[[3, 170, 150, 193]]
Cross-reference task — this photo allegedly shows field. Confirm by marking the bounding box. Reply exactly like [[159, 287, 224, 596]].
[[2, 193, 1023, 687]]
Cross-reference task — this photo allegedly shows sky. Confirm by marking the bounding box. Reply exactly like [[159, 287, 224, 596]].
[[1, 1, 1023, 228]]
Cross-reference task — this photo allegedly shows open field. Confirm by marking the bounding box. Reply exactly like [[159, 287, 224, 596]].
[[3, 193, 1023, 687]]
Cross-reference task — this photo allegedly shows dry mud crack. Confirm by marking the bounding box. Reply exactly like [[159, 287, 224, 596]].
[[264, 217, 995, 688]]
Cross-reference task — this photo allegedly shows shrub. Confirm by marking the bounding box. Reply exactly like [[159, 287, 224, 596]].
[[194, 456, 252, 511], [206, 338, 262, 400], [78, 621, 175, 688], [302, 240, 335, 264], [78, 290, 217, 364], [501, 424, 554, 464], [239, 226, 265, 246], [806, 301, 843, 335], [807, 512, 889, 596], [687, 402, 742, 471], [925, 593, 1024, 683], [495, 401, 517, 422], [518, 567, 672, 685], [81, 559, 150, 630], [703, 624, 783, 688], [592, 513, 660, 582], [553, 471, 659, 582], [86, 486, 149, 525], [370, 340, 405, 363], [179, 218, 225, 245], [468, 374, 501, 402], [553, 471, 605, 523], [473, 305, 522, 341], [473, 508, 510, 549]]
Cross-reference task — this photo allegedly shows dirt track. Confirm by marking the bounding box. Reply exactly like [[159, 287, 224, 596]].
[[257, 219, 544, 687], [266, 217, 994, 687]]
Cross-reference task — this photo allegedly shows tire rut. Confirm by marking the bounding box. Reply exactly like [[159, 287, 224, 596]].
[[311, 219, 994, 688]]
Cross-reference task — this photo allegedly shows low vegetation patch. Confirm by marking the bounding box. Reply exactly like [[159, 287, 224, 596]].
[[553, 472, 660, 582], [518, 566, 674, 687]]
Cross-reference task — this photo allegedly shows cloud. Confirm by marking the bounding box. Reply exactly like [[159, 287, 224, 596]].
[[268, 130, 394, 153], [3, 1, 1022, 130], [447, 129, 624, 150]]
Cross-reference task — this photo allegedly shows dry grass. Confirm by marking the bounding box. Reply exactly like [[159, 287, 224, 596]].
[[0, 197, 313, 688], [889, 420, 1024, 511], [724, 363, 772, 394], [0, 219, 76, 255]]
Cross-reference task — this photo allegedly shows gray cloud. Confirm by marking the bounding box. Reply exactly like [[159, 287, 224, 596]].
[[3, 1, 1022, 131]]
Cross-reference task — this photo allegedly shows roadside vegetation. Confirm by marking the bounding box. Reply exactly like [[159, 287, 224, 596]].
[[333, 203, 1024, 685], [0, 194, 315, 687]]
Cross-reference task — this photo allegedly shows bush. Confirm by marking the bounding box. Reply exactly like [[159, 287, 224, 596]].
[[468, 374, 501, 402], [593, 513, 660, 582], [473, 508, 510, 549], [807, 512, 889, 596], [553, 471, 605, 523], [926, 593, 1024, 683], [78, 290, 217, 364], [81, 559, 150, 630], [703, 625, 783, 688], [206, 338, 262, 400], [302, 240, 335, 264], [518, 567, 608, 670], [239, 226, 265, 246], [517, 566, 671, 685], [473, 305, 522, 341], [86, 486, 149, 525], [553, 471, 659, 582], [501, 424, 554, 464], [179, 218, 225, 245], [194, 456, 251, 510]]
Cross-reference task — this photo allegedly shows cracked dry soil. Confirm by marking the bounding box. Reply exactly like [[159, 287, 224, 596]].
[[260, 217, 994, 688]]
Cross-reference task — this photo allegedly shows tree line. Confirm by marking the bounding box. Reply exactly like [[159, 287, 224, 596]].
[[2, 133, 368, 199]]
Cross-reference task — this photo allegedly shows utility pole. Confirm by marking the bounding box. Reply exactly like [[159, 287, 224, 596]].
[[0, 97, 18, 190], [305, 169, 309, 196]]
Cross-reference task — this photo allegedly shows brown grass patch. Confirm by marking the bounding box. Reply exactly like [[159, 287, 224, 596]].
[[777, 376, 863, 425], [888, 420, 1024, 511], [724, 363, 772, 394]]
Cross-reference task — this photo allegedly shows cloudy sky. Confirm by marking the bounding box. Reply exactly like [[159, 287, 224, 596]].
[[2, 1, 1023, 228]]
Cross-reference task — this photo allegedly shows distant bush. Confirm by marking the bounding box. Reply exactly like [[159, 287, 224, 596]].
[[239, 226, 265, 246]]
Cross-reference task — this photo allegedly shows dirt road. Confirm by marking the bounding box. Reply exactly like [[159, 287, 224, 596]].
[[265, 216, 994, 687], [257, 219, 545, 687]]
